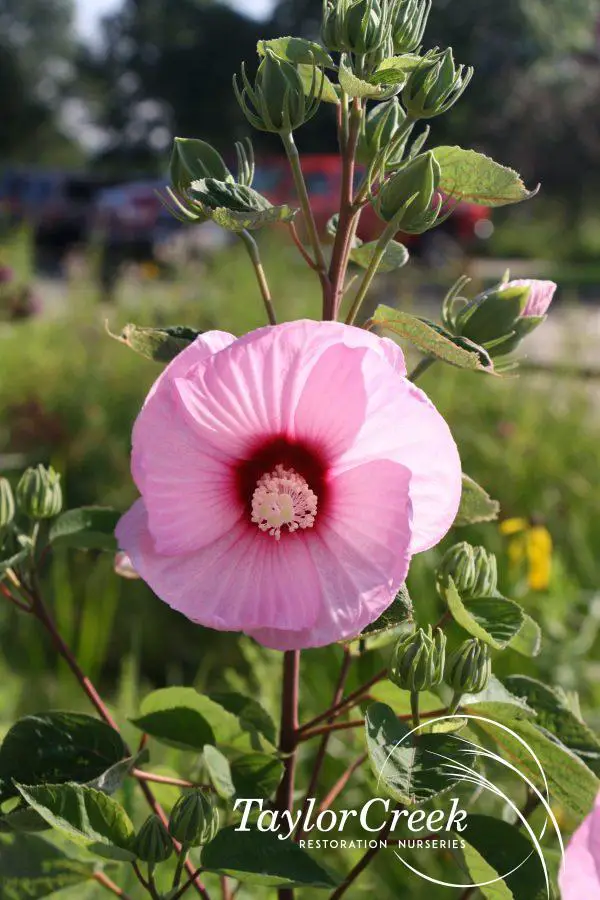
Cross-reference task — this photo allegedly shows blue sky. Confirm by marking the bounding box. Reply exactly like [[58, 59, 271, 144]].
[[75, 0, 275, 39]]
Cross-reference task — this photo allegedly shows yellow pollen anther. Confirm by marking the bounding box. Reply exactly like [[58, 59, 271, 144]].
[[251, 464, 318, 541]]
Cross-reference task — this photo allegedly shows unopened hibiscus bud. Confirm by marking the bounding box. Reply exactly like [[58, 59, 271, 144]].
[[445, 638, 491, 694], [438, 542, 498, 599], [322, 0, 387, 55], [403, 48, 473, 119], [16, 465, 62, 520], [170, 138, 233, 194], [357, 98, 408, 167], [134, 815, 173, 865], [169, 790, 219, 847], [392, 0, 431, 53], [234, 50, 321, 133], [389, 626, 446, 692], [0, 477, 15, 529], [375, 151, 442, 232]]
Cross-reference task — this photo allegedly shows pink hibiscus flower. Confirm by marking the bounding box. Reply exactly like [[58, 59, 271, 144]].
[[559, 793, 600, 899], [503, 279, 557, 318], [116, 320, 461, 650]]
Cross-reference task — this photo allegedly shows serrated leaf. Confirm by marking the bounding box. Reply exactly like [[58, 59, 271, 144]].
[[191, 179, 298, 231], [444, 578, 525, 650], [508, 614, 542, 658], [204, 746, 235, 799], [347, 584, 414, 654], [89, 748, 149, 795], [210, 203, 296, 232], [338, 56, 386, 99], [374, 54, 424, 80], [110, 323, 201, 363], [373, 305, 494, 372], [297, 65, 339, 104], [461, 815, 551, 900], [0, 832, 97, 899], [230, 754, 284, 800], [0, 713, 127, 804], [433, 147, 538, 207], [504, 676, 600, 776], [454, 474, 500, 527], [49, 508, 120, 552], [208, 694, 276, 746], [257, 37, 334, 69], [365, 703, 476, 806], [15, 783, 136, 862], [462, 675, 535, 722], [202, 825, 340, 888], [475, 718, 600, 820], [130, 687, 274, 754], [350, 240, 409, 273]]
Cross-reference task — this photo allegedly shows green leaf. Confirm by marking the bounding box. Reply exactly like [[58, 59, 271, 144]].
[[208, 693, 276, 746], [373, 54, 424, 81], [432, 147, 539, 207], [190, 179, 297, 231], [210, 203, 297, 232], [504, 676, 600, 776], [204, 746, 235, 799], [347, 584, 414, 654], [297, 65, 340, 104], [202, 825, 340, 888], [350, 240, 409, 273], [462, 675, 536, 722], [0, 713, 127, 803], [49, 508, 120, 552], [444, 578, 525, 649], [461, 815, 551, 900], [257, 37, 334, 69], [475, 717, 600, 820], [230, 754, 284, 800], [338, 56, 386, 99], [372, 305, 494, 372], [89, 748, 149, 795], [110, 323, 201, 363], [365, 702, 476, 805], [131, 688, 274, 754], [508, 614, 542, 658], [15, 783, 136, 862], [0, 832, 97, 899], [454, 474, 500, 527]]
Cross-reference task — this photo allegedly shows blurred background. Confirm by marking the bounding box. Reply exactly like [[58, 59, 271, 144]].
[[1, 2, 600, 896]]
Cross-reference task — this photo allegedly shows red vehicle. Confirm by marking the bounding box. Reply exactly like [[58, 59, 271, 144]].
[[253, 154, 493, 263]]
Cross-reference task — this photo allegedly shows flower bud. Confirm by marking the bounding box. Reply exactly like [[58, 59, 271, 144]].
[[322, 0, 387, 55], [357, 98, 408, 167], [392, 0, 432, 54], [170, 138, 233, 194], [456, 279, 556, 357], [169, 789, 219, 847], [389, 626, 446, 692], [438, 542, 498, 599], [0, 477, 15, 529], [375, 151, 442, 233], [234, 50, 321, 134], [445, 638, 491, 695], [16, 465, 62, 520], [403, 48, 473, 119], [134, 815, 173, 865]]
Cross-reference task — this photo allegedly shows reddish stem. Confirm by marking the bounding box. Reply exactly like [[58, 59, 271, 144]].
[[94, 871, 133, 899], [132, 769, 212, 791], [275, 650, 301, 900], [299, 718, 364, 742], [299, 667, 388, 735]]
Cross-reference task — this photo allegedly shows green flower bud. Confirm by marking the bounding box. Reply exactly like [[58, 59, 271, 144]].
[[322, 0, 387, 55], [438, 542, 498, 599], [169, 790, 219, 847], [392, 0, 432, 54], [16, 465, 62, 520], [0, 477, 15, 530], [454, 285, 532, 355], [234, 50, 321, 134], [445, 638, 491, 695], [169, 138, 234, 195], [134, 815, 173, 865], [375, 151, 442, 233], [389, 626, 446, 692], [403, 48, 473, 119], [357, 98, 409, 167]]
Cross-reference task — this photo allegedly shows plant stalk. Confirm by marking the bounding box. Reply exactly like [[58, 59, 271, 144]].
[[239, 229, 277, 325], [276, 649, 301, 900]]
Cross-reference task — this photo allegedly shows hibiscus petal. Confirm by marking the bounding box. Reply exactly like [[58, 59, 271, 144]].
[[560, 802, 600, 900]]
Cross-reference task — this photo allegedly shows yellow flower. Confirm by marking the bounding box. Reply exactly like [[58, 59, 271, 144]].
[[500, 518, 553, 591]]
